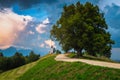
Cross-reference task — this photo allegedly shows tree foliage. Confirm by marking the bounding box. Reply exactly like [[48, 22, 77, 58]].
[[0, 52, 3, 57], [50, 2, 114, 57], [55, 50, 61, 54], [12, 52, 25, 68], [0, 51, 40, 73], [27, 51, 40, 63]]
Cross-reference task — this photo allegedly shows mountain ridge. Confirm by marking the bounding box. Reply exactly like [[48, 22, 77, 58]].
[[0, 46, 32, 56]]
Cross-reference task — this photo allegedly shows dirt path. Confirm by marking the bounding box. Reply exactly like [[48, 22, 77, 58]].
[[55, 54, 120, 69]]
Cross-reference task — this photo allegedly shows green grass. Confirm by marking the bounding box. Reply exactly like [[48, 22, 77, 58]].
[[0, 54, 51, 80], [0, 61, 37, 80], [18, 54, 120, 80], [1, 54, 120, 80]]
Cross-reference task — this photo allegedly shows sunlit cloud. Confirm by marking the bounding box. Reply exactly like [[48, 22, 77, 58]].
[[36, 24, 47, 34], [43, 18, 50, 24], [0, 8, 33, 49], [44, 39, 56, 48], [28, 30, 35, 35], [36, 18, 50, 34]]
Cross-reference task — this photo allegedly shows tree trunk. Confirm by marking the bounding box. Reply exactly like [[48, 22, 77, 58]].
[[91, 53, 96, 56], [76, 49, 83, 58]]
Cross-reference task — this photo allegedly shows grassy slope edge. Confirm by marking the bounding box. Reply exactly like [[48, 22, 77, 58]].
[[67, 53, 116, 63], [0, 54, 51, 80], [18, 54, 120, 80]]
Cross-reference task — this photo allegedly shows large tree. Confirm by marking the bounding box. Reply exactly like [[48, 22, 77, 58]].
[[50, 2, 114, 57]]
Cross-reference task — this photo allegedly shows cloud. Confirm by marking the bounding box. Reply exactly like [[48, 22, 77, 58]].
[[0, 8, 33, 49], [36, 24, 46, 34], [0, 0, 57, 9], [40, 43, 45, 48], [103, 4, 120, 47], [98, 0, 120, 11], [44, 39, 56, 48], [36, 18, 50, 34], [43, 18, 50, 24], [28, 30, 35, 35], [105, 4, 120, 29], [13, 45, 32, 50]]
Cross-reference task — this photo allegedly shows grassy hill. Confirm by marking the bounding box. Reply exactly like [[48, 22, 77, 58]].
[[0, 54, 120, 80], [0, 54, 50, 80]]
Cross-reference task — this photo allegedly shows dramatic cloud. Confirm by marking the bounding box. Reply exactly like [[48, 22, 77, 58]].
[[36, 18, 50, 34], [0, 0, 57, 9], [105, 4, 120, 29], [44, 39, 55, 48], [98, 0, 120, 11], [104, 4, 120, 47], [0, 8, 32, 49]]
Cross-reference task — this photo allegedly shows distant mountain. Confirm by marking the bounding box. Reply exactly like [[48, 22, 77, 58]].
[[18, 49, 31, 56], [0, 46, 32, 57]]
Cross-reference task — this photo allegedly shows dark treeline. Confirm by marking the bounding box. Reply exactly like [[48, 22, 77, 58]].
[[0, 51, 40, 73]]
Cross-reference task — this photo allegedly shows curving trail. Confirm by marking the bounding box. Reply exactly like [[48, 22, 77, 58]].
[[55, 54, 120, 69]]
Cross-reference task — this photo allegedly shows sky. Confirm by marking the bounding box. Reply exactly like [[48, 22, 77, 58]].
[[0, 0, 120, 55]]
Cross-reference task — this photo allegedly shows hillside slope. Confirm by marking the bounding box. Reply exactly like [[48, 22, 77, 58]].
[[0, 54, 50, 80], [18, 54, 120, 80]]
